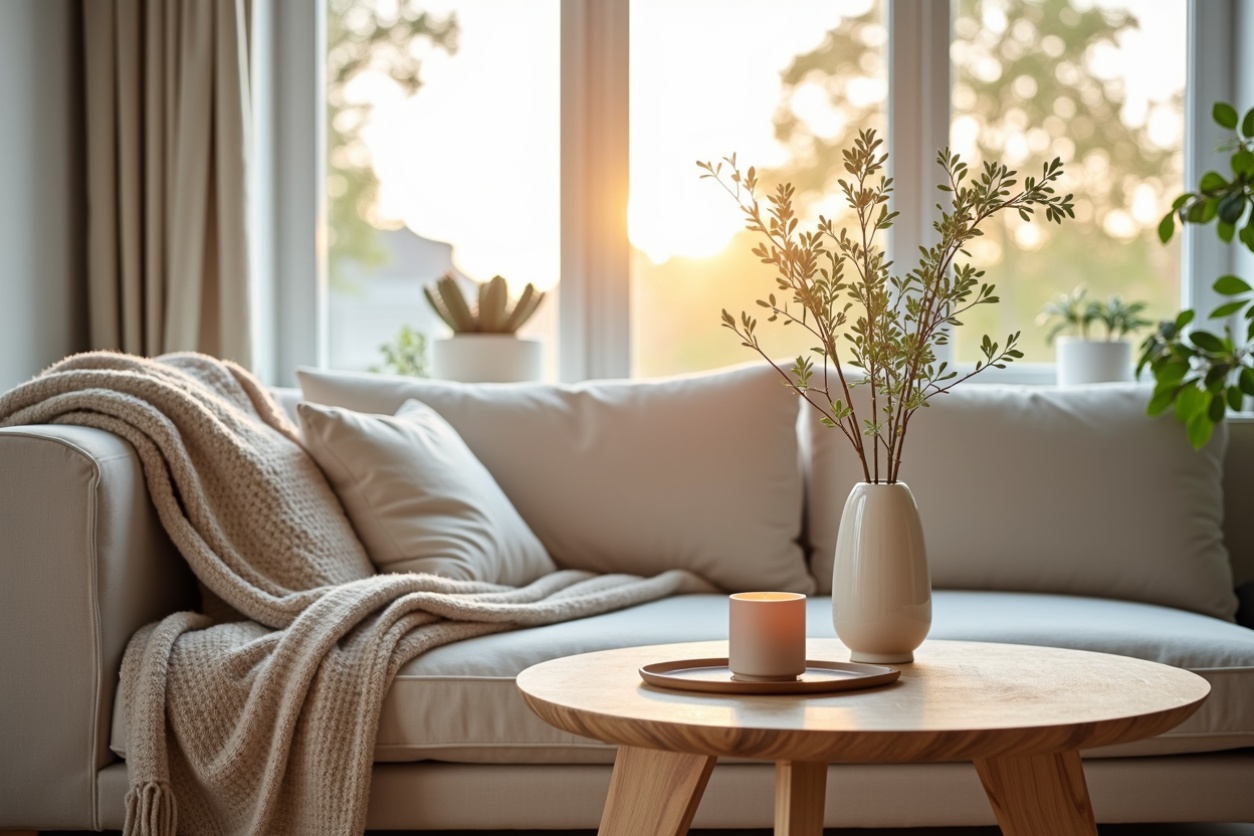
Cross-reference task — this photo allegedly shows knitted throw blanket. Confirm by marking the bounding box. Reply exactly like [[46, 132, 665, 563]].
[[0, 352, 708, 835]]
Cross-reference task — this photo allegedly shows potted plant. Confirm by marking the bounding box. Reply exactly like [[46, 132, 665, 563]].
[[1037, 286, 1150, 385], [423, 272, 546, 383], [701, 129, 1073, 662], [370, 325, 429, 377], [1139, 101, 1254, 449]]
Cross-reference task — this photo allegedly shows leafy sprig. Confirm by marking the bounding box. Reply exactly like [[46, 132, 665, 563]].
[[1140, 102, 1254, 450], [700, 127, 1074, 483]]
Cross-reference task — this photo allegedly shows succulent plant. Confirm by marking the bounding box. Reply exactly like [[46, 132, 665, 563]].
[[423, 272, 546, 334]]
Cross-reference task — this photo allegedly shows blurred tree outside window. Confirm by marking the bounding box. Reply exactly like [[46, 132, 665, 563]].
[[629, 0, 886, 378], [327, 0, 459, 290], [325, 0, 560, 376], [945, 0, 1185, 363]]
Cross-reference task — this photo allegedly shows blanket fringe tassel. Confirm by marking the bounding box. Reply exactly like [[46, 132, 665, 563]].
[[123, 780, 177, 836]]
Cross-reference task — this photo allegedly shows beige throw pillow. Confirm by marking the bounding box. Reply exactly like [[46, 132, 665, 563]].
[[297, 364, 813, 594], [296, 399, 555, 586], [806, 382, 1237, 620]]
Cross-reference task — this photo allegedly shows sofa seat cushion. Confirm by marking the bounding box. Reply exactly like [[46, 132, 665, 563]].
[[111, 590, 1254, 764]]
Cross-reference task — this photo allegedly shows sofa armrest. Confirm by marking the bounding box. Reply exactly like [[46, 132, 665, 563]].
[[0, 425, 196, 829]]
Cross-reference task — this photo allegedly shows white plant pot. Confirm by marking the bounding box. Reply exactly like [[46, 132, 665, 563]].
[[1055, 337, 1133, 386], [431, 335, 543, 383], [832, 482, 932, 664]]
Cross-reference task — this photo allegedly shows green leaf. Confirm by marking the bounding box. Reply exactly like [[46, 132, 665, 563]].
[[1228, 385, 1245, 412], [1190, 330, 1226, 353], [1147, 383, 1178, 416], [1244, 107, 1254, 139], [1205, 363, 1230, 389], [1213, 274, 1252, 295], [1214, 102, 1239, 130], [1209, 300, 1247, 319], [1219, 221, 1236, 244], [1176, 309, 1196, 329], [1240, 366, 1254, 397], [1174, 383, 1208, 422], [1234, 148, 1254, 177], [1209, 391, 1228, 422], [1157, 359, 1190, 384], [1157, 212, 1175, 244], [1187, 410, 1215, 451], [1199, 171, 1228, 192], [1218, 193, 1247, 226]]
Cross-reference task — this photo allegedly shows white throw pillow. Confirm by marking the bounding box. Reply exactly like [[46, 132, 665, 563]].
[[296, 399, 555, 586], [297, 364, 813, 594], [805, 382, 1237, 621]]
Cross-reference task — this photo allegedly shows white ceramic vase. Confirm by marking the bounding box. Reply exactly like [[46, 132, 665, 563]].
[[1055, 337, 1132, 386], [832, 481, 932, 663], [431, 335, 542, 383]]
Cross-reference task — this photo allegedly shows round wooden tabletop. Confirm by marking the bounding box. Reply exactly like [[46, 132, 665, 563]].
[[515, 639, 1209, 764]]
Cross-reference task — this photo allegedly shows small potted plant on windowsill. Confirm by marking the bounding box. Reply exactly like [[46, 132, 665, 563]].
[[370, 325, 430, 378], [423, 272, 546, 383], [1038, 286, 1151, 385]]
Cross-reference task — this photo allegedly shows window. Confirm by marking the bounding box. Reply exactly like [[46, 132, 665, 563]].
[[266, 0, 1236, 385]]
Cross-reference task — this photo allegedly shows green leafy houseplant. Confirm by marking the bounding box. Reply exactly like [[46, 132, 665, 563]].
[[370, 325, 429, 377], [1097, 295, 1153, 342], [702, 128, 1074, 483], [423, 272, 546, 334], [1139, 102, 1254, 449], [1037, 286, 1150, 344]]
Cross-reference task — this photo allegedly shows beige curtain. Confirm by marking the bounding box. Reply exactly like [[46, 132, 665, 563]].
[[82, 0, 253, 367]]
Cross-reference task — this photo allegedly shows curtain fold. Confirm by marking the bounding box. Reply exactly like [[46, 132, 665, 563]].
[[83, 0, 253, 367]]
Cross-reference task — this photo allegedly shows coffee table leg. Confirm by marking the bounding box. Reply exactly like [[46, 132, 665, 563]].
[[973, 749, 1098, 836], [597, 745, 717, 836], [774, 760, 827, 836]]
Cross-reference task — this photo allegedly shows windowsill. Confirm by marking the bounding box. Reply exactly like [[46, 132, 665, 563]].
[[953, 362, 1150, 387]]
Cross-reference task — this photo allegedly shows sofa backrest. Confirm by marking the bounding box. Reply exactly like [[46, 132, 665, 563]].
[[280, 379, 1254, 600]]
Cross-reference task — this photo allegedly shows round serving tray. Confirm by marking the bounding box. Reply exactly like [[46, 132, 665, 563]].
[[639, 657, 901, 695]]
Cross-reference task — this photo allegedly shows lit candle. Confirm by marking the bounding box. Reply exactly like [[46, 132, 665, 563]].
[[728, 592, 807, 682]]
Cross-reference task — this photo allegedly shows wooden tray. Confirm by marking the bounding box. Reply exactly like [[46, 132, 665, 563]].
[[639, 657, 900, 695]]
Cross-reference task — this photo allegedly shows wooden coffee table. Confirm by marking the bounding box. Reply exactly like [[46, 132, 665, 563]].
[[516, 639, 1209, 836]]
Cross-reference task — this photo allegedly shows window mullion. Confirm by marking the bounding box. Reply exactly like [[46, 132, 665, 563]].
[[887, 0, 952, 365], [259, 0, 326, 386], [1239, 3, 1254, 295], [1185, 0, 1236, 320], [560, 0, 630, 383]]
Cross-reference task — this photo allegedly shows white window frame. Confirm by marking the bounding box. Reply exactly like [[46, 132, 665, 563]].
[[257, 0, 1245, 387]]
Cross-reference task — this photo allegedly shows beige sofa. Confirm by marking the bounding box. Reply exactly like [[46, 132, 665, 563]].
[[2, 367, 1253, 831]]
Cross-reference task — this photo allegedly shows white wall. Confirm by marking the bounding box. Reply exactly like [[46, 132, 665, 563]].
[[0, 0, 84, 393]]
